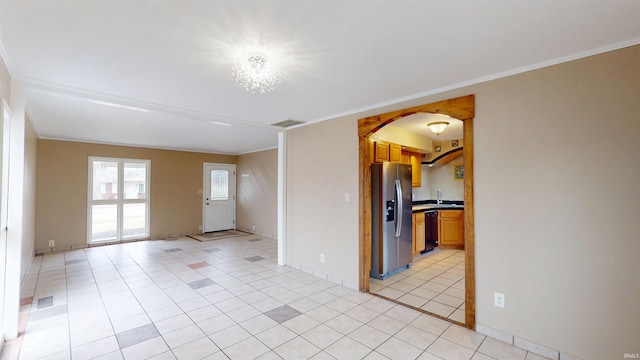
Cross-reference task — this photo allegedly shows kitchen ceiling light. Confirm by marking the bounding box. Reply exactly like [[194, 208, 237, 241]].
[[427, 121, 449, 135], [231, 50, 286, 94]]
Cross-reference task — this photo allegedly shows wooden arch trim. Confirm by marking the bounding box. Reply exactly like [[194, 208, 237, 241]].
[[357, 94, 476, 329], [357, 95, 475, 137]]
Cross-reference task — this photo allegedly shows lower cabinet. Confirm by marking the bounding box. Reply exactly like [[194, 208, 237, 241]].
[[412, 212, 425, 254], [438, 210, 464, 247]]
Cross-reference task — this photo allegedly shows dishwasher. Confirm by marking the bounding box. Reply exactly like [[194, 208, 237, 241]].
[[423, 210, 438, 253]]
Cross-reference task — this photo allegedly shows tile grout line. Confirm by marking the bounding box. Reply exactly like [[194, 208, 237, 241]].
[[85, 246, 125, 358], [115, 236, 284, 357], [13, 237, 544, 360], [102, 243, 172, 356], [371, 249, 466, 321], [4, 255, 44, 360]]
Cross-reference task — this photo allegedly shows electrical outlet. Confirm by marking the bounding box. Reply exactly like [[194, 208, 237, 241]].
[[198, 225, 202, 231], [344, 193, 350, 202], [252, 225, 256, 231], [49, 240, 55, 247], [320, 253, 325, 263], [494, 292, 505, 308]]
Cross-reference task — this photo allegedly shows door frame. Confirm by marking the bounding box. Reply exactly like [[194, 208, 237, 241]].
[[357, 95, 476, 329], [87, 157, 151, 244], [202, 162, 237, 233], [0, 101, 10, 346]]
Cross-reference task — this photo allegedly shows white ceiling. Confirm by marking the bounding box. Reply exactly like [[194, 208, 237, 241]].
[[390, 113, 463, 142], [1, 1, 638, 154]]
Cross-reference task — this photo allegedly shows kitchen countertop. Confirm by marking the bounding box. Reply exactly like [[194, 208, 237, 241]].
[[412, 203, 464, 212]]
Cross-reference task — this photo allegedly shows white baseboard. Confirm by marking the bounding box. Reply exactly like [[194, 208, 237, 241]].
[[288, 261, 358, 290], [476, 324, 584, 360]]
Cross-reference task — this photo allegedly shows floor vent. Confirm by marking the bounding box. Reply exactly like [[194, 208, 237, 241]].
[[271, 119, 304, 128]]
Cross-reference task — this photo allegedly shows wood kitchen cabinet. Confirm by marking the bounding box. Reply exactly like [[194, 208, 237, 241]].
[[401, 150, 411, 165], [389, 143, 402, 163], [410, 153, 422, 187], [438, 210, 464, 248], [401, 150, 422, 187], [372, 143, 423, 188], [372, 141, 403, 164], [412, 212, 425, 254], [373, 141, 389, 162]]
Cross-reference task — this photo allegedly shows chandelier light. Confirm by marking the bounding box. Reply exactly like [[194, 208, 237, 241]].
[[427, 121, 449, 135], [231, 47, 287, 94]]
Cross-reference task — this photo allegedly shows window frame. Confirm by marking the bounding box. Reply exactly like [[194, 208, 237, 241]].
[[87, 156, 151, 244]]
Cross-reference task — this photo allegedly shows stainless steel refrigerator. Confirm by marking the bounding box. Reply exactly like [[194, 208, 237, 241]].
[[370, 162, 413, 280]]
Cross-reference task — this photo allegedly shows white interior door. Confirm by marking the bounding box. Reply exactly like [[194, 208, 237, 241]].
[[0, 104, 11, 345], [203, 163, 236, 232]]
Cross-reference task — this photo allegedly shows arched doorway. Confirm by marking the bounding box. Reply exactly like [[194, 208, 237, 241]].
[[357, 95, 476, 329]]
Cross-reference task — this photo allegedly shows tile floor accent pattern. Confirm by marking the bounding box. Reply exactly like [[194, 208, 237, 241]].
[[369, 248, 466, 323], [0, 235, 549, 360]]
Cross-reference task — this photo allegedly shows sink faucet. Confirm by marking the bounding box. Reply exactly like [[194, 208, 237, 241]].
[[437, 189, 442, 204]]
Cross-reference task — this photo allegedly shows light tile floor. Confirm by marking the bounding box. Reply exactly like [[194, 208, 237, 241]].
[[0, 234, 548, 359], [369, 249, 466, 323]]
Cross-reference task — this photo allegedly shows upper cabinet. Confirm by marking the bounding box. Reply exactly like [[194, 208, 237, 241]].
[[400, 151, 411, 165], [389, 143, 402, 163], [410, 153, 421, 187], [371, 140, 422, 187], [373, 141, 389, 162], [373, 141, 402, 163]]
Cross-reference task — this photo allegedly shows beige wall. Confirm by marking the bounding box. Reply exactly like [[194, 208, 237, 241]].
[[413, 156, 465, 201], [22, 115, 37, 279], [424, 138, 463, 162], [370, 125, 433, 152], [285, 45, 640, 359], [287, 117, 359, 287], [470, 45, 639, 359], [35, 140, 236, 251], [236, 149, 277, 238]]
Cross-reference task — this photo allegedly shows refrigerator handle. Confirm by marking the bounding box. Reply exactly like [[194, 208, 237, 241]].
[[395, 179, 402, 237]]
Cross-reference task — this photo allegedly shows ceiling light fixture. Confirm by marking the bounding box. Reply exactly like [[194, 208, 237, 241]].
[[231, 46, 287, 94], [427, 121, 449, 135]]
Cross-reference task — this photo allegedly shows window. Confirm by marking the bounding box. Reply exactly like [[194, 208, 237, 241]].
[[88, 157, 150, 243], [210, 170, 229, 200]]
